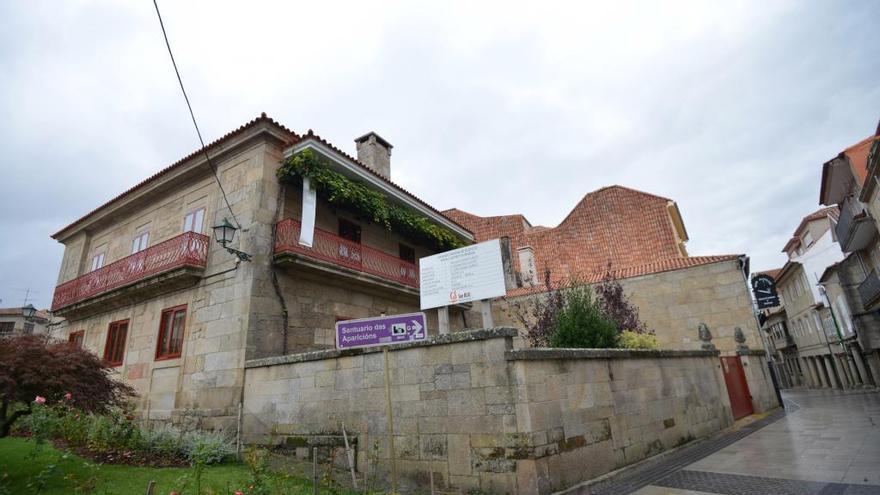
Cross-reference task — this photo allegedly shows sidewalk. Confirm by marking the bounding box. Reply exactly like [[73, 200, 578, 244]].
[[561, 389, 880, 495]]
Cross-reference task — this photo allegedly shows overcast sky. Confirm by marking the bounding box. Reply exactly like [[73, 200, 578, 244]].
[[1, 0, 878, 309]]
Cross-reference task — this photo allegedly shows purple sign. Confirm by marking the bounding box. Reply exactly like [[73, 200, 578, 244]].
[[335, 312, 427, 350]]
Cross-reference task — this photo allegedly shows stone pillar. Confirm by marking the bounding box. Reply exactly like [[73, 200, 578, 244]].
[[814, 358, 828, 388], [823, 355, 840, 388], [866, 351, 880, 387], [851, 348, 870, 386], [846, 354, 862, 387], [803, 357, 816, 387], [835, 354, 852, 389]]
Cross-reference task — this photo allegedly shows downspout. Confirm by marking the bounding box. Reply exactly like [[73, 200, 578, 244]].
[[271, 181, 290, 355]]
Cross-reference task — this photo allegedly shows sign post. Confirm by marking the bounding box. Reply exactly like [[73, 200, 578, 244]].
[[334, 312, 428, 492], [419, 239, 507, 330]]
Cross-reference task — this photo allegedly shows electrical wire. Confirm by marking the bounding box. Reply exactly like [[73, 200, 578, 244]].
[[152, 0, 241, 229]]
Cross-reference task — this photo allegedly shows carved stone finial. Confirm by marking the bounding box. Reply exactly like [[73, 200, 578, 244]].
[[698, 322, 716, 351], [734, 326, 749, 351]]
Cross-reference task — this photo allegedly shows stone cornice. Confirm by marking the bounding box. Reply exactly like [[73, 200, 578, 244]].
[[506, 347, 720, 361]]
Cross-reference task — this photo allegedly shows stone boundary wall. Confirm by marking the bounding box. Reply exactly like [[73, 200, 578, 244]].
[[242, 329, 738, 494]]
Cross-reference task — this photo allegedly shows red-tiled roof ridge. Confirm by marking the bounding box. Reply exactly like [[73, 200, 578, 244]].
[[295, 131, 474, 237], [753, 268, 782, 280], [504, 254, 743, 297], [52, 113, 300, 239], [558, 185, 673, 227]]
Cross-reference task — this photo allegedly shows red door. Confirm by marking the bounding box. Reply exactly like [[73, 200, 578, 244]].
[[721, 356, 753, 420]]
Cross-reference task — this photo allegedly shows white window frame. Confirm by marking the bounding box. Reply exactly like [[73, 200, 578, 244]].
[[183, 207, 206, 234], [131, 231, 150, 254], [90, 250, 106, 271]]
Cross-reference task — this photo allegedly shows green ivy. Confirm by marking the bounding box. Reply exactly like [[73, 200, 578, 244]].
[[277, 149, 468, 251]]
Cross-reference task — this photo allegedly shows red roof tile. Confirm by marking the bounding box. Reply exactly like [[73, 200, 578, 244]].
[[445, 185, 735, 293]]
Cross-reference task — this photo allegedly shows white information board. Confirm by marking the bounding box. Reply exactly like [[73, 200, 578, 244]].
[[419, 239, 507, 310]]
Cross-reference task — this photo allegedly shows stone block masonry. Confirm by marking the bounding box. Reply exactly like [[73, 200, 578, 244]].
[[243, 328, 747, 494]]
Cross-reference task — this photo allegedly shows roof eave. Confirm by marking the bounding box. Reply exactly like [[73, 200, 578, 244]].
[[286, 139, 475, 242]]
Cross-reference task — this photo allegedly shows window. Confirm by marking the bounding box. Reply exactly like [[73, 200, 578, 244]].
[[131, 231, 150, 254], [399, 243, 416, 264], [91, 251, 106, 271], [338, 219, 361, 243], [184, 208, 206, 233], [23, 323, 34, 335], [68, 330, 85, 347], [803, 231, 814, 247], [103, 320, 129, 366], [0, 322, 13, 335], [156, 305, 187, 360]]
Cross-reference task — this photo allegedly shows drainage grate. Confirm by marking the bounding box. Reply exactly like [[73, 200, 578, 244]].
[[654, 470, 880, 495]]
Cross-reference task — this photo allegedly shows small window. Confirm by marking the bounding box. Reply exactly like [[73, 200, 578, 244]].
[[23, 322, 34, 335], [399, 243, 416, 264], [156, 305, 187, 360], [131, 231, 150, 254], [803, 231, 814, 247], [338, 219, 361, 243], [0, 322, 14, 335], [184, 208, 206, 233], [91, 252, 106, 271], [103, 320, 129, 366], [69, 330, 85, 347]]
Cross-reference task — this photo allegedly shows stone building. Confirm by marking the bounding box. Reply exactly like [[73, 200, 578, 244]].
[[818, 125, 880, 385], [50, 114, 475, 427], [753, 269, 801, 388], [0, 307, 53, 337], [444, 186, 763, 354]]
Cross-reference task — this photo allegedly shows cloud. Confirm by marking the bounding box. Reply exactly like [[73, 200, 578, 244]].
[[1, 0, 878, 308]]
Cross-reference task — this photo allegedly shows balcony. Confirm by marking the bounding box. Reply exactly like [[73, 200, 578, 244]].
[[274, 218, 419, 291], [52, 232, 209, 316], [836, 198, 878, 252], [858, 270, 880, 309]]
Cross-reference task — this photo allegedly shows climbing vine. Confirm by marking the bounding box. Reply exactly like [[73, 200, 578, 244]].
[[277, 149, 468, 250]]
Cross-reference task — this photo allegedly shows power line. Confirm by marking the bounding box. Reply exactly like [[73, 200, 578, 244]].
[[151, 0, 241, 229]]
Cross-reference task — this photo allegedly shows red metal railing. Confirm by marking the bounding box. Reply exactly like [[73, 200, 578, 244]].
[[52, 232, 209, 311], [274, 218, 419, 288]]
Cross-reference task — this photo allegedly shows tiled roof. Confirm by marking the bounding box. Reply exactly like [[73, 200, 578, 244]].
[[52, 114, 472, 241], [842, 135, 880, 186], [753, 268, 782, 281], [504, 255, 742, 297], [53, 113, 299, 239], [445, 185, 740, 294]]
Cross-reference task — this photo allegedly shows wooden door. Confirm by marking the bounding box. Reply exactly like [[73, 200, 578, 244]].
[[721, 356, 753, 419]]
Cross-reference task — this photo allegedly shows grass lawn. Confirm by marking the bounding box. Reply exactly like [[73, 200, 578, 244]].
[[0, 437, 350, 494]]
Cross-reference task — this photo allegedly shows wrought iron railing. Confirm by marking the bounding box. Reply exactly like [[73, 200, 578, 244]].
[[858, 270, 880, 308], [51, 232, 209, 310], [274, 218, 419, 289]]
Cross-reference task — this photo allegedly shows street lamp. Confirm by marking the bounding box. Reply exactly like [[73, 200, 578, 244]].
[[211, 218, 252, 262], [22, 304, 37, 321]]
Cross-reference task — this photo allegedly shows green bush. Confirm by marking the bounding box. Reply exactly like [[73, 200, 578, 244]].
[[618, 330, 659, 349], [139, 426, 184, 459], [86, 410, 141, 453], [183, 430, 234, 466], [549, 285, 619, 348]]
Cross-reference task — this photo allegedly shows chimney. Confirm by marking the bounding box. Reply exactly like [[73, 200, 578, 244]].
[[355, 132, 393, 179], [517, 246, 538, 287]]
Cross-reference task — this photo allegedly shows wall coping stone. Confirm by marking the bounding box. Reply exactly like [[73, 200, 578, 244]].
[[736, 349, 767, 357], [505, 347, 720, 361], [245, 327, 518, 368]]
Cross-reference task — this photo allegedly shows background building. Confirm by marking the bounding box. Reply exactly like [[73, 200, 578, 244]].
[[0, 306, 53, 337]]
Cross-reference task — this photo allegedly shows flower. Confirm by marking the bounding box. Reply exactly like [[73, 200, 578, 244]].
[[34, 396, 46, 404], [235, 492, 244, 495], [64, 392, 72, 401]]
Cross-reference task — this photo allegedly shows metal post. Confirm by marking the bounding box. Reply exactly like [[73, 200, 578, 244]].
[[313, 447, 319, 495], [480, 299, 494, 328], [383, 347, 398, 493], [342, 422, 358, 489], [438, 306, 449, 335]]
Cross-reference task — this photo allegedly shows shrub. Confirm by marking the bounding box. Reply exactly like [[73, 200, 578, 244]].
[[0, 335, 135, 437], [594, 269, 650, 334], [618, 330, 659, 349], [86, 409, 141, 453], [139, 425, 185, 459], [549, 285, 619, 348], [183, 430, 234, 466]]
